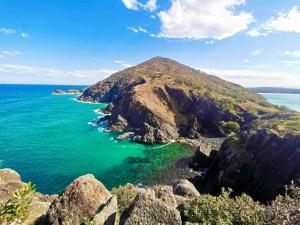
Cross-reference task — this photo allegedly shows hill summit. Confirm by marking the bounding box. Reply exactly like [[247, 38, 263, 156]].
[[78, 56, 278, 144]]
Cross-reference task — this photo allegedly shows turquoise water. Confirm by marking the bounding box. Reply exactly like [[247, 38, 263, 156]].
[[0, 84, 192, 194], [261, 93, 300, 112]]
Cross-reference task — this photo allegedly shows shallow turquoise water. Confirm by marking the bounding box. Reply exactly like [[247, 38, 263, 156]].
[[261, 93, 300, 112], [0, 84, 192, 194]]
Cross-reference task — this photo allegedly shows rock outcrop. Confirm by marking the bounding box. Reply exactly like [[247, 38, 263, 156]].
[[78, 57, 275, 144], [45, 174, 117, 225], [196, 128, 300, 202], [120, 191, 182, 225], [52, 89, 82, 95], [0, 169, 57, 225], [1, 169, 204, 225]]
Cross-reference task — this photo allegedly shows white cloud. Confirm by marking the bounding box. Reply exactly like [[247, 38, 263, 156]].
[[157, 0, 254, 40], [205, 40, 215, 45], [0, 50, 22, 59], [251, 49, 262, 56], [127, 26, 148, 33], [247, 6, 300, 37], [20, 32, 30, 38], [122, 0, 157, 11], [282, 60, 300, 66], [243, 59, 250, 63], [0, 27, 29, 38], [282, 50, 300, 57], [201, 67, 300, 88], [0, 64, 115, 84], [0, 28, 16, 34], [114, 59, 133, 68]]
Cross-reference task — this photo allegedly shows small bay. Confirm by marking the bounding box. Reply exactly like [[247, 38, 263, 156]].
[[0, 84, 192, 194]]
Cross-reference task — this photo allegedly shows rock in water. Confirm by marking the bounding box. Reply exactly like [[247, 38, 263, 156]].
[[120, 191, 182, 225], [45, 174, 116, 225], [52, 89, 66, 95]]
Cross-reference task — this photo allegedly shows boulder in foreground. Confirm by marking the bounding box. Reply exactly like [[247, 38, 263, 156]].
[[45, 174, 117, 225]]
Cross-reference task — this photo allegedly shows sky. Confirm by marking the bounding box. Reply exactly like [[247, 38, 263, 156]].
[[0, 0, 300, 87]]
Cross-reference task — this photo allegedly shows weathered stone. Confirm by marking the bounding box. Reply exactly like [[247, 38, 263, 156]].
[[120, 191, 182, 225], [174, 194, 188, 207], [0, 169, 21, 185], [0, 169, 23, 204], [173, 179, 200, 198], [45, 174, 113, 225], [153, 185, 177, 208], [93, 196, 118, 225]]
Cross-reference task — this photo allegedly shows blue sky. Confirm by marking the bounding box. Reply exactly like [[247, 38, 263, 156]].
[[0, 0, 300, 87]]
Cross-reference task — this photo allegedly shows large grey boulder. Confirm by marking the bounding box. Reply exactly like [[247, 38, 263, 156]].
[[120, 191, 182, 225], [173, 179, 200, 198], [45, 174, 116, 225]]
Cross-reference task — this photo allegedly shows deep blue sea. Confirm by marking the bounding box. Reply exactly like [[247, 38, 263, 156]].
[[0, 84, 192, 194]]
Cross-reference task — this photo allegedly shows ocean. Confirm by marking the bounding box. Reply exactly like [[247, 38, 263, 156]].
[[0, 84, 192, 194], [260, 93, 300, 112]]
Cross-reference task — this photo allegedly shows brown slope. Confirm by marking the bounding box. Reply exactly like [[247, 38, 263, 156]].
[[78, 57, 278, 144]]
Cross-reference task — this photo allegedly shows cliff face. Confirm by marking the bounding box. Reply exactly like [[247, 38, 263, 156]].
[[78, 57, 276, 144], [197, 127, 300, 202]]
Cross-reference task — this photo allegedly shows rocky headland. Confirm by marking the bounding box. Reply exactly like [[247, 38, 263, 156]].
[[77, 57, 300, 203], [2, 57, 299, 224]]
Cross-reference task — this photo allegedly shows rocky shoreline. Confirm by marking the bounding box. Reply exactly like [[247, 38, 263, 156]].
[[0, 168, 202, 225]]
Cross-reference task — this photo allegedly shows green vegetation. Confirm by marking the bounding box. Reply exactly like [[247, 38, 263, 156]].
[[220, 121, 241, 135], [181, 184, 300, 225], [0, 182, 35, 224], [181, 189, 264, 225], [253, 113, 300, 135], [111, 184, 138, 213], [263, 182, 300, 225]]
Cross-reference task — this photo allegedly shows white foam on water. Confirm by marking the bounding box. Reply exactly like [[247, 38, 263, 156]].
[[72, 98, 101, 104], [152, 140, 176, 149]]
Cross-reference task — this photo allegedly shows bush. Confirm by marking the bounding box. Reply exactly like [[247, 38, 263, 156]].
[[181, 189, 264, 225], [263, 182, 300, 225], [0, 182, 36, 224], [111, 184, 138, 213], [220, 121, 241, 135]]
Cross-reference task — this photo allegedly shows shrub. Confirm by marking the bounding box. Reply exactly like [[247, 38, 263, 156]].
[[181, 189, 264, 225], [111, 184, 138, 213], [220, 121, 241, 135], [263, 182, 300, 225], [0, 182, 36, 224]]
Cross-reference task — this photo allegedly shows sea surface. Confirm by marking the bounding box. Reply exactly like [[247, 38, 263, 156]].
[[260, 93, 300, 112], [0, 84, 192, 194]]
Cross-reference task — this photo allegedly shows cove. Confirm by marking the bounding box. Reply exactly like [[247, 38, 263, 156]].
[[0, 84, 193, 194]]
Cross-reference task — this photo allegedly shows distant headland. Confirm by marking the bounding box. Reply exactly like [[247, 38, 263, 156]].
[[250, 87, 300, 94]]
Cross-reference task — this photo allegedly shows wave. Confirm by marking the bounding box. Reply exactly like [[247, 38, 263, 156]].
[[152, 140, 176, 149], [72, 98, 101, 104]]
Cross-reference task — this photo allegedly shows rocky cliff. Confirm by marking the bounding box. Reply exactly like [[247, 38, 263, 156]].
[[78, 57, 277, 144], [194, 119, 300, 202]]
